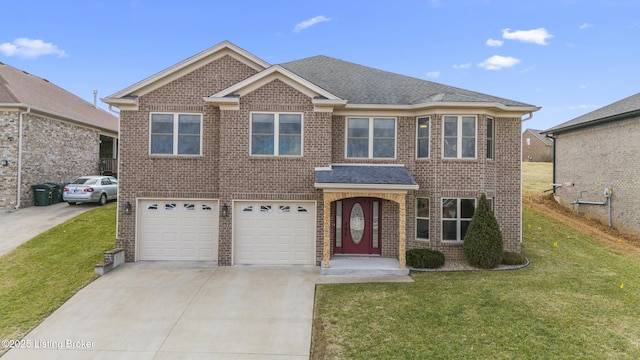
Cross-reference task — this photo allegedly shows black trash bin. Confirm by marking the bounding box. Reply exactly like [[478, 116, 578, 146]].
[[32, 184, 52, 206], [45, 183, 62, 204]]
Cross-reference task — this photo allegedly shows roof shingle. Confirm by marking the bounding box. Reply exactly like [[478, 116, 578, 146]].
[[0, 62, 118, 133]]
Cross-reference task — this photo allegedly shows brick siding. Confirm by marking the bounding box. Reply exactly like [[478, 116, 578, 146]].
[[522, 129, 553, 162], [554, 117, 640, 236], [0, 111, 100, 209]]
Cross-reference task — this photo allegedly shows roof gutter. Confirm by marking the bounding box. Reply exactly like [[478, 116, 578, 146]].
[[15, 107, 30, 210]]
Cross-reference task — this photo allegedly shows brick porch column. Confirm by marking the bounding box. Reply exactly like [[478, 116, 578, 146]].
[[322, 194, 331, 268], [398, 195, 406, 269]]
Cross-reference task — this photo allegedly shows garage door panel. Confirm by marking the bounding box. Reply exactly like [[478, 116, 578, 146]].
[[234, 201, 315, 265], [139, 200, 219, 261]]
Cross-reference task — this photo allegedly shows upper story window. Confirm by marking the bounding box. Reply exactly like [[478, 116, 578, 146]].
[[346, 117, 396, 159], [486, 117, 494, 159], [150, 113, 202, 155], [251, 113, 302, 156], [443, 115, 476, 159], [416, 117, 430, 158]]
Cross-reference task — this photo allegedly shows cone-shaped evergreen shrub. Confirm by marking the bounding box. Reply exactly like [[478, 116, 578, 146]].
[[463, 194, 503, 269]]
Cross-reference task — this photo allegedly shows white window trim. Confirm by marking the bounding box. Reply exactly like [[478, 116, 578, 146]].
[[416, 116, 430, 159], [250, 112, 304, 157], [441, 198, 476, 242], [345, 117, 397, 159], [416, 197, 430, 241], [442, 115, 477, 159], [149, 112, 203, 156]]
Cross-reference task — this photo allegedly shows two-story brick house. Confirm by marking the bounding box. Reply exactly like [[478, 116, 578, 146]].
[[103, 41, 539, 272]]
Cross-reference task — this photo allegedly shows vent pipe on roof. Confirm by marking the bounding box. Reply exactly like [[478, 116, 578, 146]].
[[93, 90, 98, 108]]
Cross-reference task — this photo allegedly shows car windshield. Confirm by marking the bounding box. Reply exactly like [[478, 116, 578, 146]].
[[72, 178, 98, 185]]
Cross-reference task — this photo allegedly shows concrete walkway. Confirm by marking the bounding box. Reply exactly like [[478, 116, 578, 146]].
[[0, 202, 97, 257], [2, 262, 320, 359]]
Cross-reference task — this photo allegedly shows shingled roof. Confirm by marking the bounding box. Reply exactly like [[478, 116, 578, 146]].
[[545, 92, 640, 134], [280, 55, 534, 107], [0, 62, 118, 133]]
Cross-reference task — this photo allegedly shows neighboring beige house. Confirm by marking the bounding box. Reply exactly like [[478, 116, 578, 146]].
[[522, 128, 553, 162], [544, 92, 640, 236], [0, 62, 119, 210], [102, 41, 539, 272]]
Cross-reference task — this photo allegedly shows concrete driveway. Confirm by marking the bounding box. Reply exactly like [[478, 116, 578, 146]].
[[2, 262, 319, 359], [0, 202, 97, 257]]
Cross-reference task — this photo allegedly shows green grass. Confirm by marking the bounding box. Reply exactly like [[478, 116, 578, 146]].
[[522, 162, 553, 193], [0, 203, 116, 346], [312, 206, 640, 359]]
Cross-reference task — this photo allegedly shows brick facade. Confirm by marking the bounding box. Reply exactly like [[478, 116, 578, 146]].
[[0, 111, 101, 209], [112, 46, 527, 265], [554, 117, 640, 235]]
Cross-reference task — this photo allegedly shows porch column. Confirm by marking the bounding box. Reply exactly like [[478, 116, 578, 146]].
[[398, 195, 407, 269], [322, 194, 331, 268]]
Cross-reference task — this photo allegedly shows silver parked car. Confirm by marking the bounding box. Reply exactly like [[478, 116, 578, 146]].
[[63, 176, 118, 206]]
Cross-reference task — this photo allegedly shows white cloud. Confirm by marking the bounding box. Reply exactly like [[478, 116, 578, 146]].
[[425, 71, 440, 79], [579, 23, 593, 30], [478, 55, 520, 70], [502, 28, 553, 45], [0, 38, 67, 59], [568, 104, 594, 110], [452, 63, 471, 70], [294, 16, 332, 32], [486, 38, 504, 47]]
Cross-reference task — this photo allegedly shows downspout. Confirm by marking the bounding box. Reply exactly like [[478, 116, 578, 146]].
[[545, 133, 556, 194], [15, 107, 30, 210]]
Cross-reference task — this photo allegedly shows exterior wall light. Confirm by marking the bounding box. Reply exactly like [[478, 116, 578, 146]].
[[7, 135, 13, 141], [221, 203, 229, 217], [1, 160, 8, 166], [124, 201, 132, 215]]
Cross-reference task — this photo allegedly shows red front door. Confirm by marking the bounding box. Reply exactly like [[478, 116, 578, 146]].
[[335, 198, 381, 255]]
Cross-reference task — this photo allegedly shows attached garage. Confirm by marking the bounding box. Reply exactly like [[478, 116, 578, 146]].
[[138, 199, 219, 261], [233, 201, 316, 265]]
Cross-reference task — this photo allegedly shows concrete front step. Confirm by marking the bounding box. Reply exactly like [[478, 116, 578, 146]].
[[320, 257, 409, 276]]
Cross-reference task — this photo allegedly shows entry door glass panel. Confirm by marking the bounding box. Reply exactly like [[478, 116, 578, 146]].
[[350, 203, 364, 244]]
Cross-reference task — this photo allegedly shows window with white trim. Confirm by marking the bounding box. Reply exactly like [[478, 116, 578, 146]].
[[442, 198, 476, 241], [346, 117, 396, 159], [251, 113, 302, 156], [416, 197, 429, 240], [486, 117, 494, 159], [416, 117, 430, 158], [443, 115, 476, 159], [150, 113, 202, 155]]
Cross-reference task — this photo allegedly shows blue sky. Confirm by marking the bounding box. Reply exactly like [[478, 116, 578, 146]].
[[2, 0, 639, 130]]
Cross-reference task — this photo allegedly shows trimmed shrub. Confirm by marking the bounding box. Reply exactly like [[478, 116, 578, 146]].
[[406, 249, 445, 269], [463, 194, 504, 269], [501, 251, 526, 265]]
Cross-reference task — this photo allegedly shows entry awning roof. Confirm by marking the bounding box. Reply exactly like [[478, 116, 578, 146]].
[[314, 164, 419, 190]]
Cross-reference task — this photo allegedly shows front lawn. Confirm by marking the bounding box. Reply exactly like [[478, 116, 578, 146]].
[[0, 203, 116, 352], [312, 206, 640, 359]]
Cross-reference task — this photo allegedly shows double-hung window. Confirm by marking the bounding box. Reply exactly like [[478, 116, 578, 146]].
[[251, 113, 302, 156], [150, 113, 202, 155], [346, 117, 396, 159], [443, 115, 476, 159], [416, 197, 430, 240], [442, 198, 476, 241], [486, 117, 494, 159], [416, 117, 430, 158]]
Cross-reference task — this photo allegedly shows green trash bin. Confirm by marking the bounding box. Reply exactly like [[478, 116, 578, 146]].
[[32, 184, 52, 206]]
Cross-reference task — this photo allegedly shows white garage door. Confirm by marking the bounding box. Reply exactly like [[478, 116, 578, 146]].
[[234, 201, 316, 265], [138, 199, 219, 261]]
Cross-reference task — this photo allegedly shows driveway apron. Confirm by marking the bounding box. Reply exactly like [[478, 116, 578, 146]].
[[2, 262, 319, 360]]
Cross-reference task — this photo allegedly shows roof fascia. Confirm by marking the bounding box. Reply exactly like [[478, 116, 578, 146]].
[[545, 109, 640, 135], [314, 183, 418, 192], [104, 41, 270, 101], [333, 103, 540, 118]]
